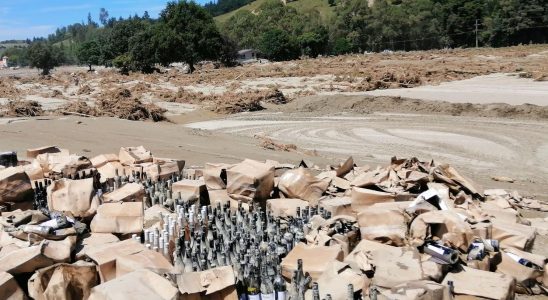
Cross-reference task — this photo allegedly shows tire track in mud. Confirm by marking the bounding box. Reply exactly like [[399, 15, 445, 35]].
[[187, 113, 548, 197]]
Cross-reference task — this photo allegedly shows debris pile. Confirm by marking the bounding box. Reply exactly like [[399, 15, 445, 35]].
[[0, 100, 44, 117], [0, 79, 21, 98], [0, 147, 547, 299], [58, 100, 98, 116], [96, 88, 166, 121]]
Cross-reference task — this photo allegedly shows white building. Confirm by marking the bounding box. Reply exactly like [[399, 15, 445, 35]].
[[237, 49, 257, 62], [0, 56, 7, 69]]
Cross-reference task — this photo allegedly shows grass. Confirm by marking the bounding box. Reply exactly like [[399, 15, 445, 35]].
[[215, 0, 336, 24]]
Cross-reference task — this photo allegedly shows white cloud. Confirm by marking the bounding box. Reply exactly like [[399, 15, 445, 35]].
[[40, 4, 93, 13]]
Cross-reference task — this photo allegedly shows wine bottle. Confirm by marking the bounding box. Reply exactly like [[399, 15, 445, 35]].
[[247, 267, 261, 300], [347, 284, 354, 300], [274, 265, 287, 300], [312, 282, 320, 300], [261, 266, 275, 300]]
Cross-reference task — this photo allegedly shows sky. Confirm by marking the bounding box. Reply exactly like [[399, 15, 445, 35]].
[[0, 0, 210, 41]]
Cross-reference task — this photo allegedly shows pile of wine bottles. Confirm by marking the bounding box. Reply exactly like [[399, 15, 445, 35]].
[[32, 168, 363, 299], [166, 196, 362, 300]]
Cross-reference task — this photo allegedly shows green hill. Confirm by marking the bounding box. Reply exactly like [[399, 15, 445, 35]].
[[215, 0, 336, 24]]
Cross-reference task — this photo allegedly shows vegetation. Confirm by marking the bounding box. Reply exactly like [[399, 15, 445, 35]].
[[27, 42, 64, 75], [204, 0, 255, 16], [221, 0, 547, 57], [1, 0, 546, 72]]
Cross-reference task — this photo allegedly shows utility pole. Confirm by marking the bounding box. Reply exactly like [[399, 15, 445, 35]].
[[475, 19, 479, 48]]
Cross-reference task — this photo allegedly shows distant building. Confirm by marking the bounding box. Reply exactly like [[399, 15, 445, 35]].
[[0, 56, 7, 69], [237, 49, 257, 62]]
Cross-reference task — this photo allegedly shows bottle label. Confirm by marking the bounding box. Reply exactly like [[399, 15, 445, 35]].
[[248, 294, 261, 300], [261, 293, 275, 300], [276, 291, 286, 300], [426, 244, 445, 255]]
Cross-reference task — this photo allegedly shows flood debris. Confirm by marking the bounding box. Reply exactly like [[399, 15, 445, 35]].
[[0, 100, 43, 117], [0, 146, 547, 299]]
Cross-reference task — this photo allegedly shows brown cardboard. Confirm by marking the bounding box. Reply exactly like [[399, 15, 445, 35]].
[[0, 244, 54, 274], [319, 197, 354, 217], [345, 240, 424, 288], [441, 266, 515, 300], [172, 179, 208, 204], [0, 167, 33, 204], [281, 242, 343, 281], [115, 248, 174, 278], [496, 248, 545, 292], [177, 266, 235, 295], [226, 159, 274, 202], [351, 187, 395, 212], [42, 236, 77, 262], [278, 168, 329, 204], [266, 198, 309, 217], [102, 183, 145, 203], [90, 154, 119, 168], [491, 218, 536, 251], [26, 146, 63, 159], [90, 202, 143, 234], [47, 178, 99, 218], [27, 261, 99, 300], [379, 280, 449, 300], [148, 158, 185, 181], [36, 152, 92, 178], [409, 210, 473, 251], [203, 163, 231, 190], [83, 239, 147, 282], [357, 207, 407, 246], [118, 146, 152, 166], [0, 271, 26, 300], [74, 233, 120, 260], [88, 269, 179, 300], [22, 160, 44, 181], [96, 161, 124, 182], [315, 260, 368, 300]]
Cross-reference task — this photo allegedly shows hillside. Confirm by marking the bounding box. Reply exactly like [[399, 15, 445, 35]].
[[215, 0, 336, 24], [0, 41, 28, 55]]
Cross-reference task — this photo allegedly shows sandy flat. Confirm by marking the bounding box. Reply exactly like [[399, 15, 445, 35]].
[[360, 74, 548, 105]]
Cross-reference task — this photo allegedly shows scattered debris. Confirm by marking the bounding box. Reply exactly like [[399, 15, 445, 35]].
[[491, 176, 515, 183], [96, 88, 166, 121], [0, 100, 43, 117], [0, 147, 546, 299], [259, 137, 297, 152]]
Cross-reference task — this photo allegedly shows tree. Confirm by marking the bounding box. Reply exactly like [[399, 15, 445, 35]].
[[77, 40, 101, 71], [128, 28, 157, 73], [160, 1, 223, 72], [143, 11, 151, 20], [258, 28, 300, 61], [219, 35, 238, 67], [112, 54, 131, 75], [99, 8, 110, 26], [298, 27, 329, 57], [27, 42, 61, 75]]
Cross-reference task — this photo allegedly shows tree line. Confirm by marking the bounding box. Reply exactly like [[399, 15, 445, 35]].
[[222, 0, 547, 59], [13, 1, 232, 75], [6, 0, 548, 75]]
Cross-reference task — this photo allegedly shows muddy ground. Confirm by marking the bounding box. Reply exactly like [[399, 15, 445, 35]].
[[1, 45, 548, 119], [1, 45, 547, 299], [1, 45, 547, 199]]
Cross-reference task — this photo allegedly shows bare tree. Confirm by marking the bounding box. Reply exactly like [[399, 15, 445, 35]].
[[99, 8, 109, 26]]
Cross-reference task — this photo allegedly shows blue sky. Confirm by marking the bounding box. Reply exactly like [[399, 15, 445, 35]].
[[0, 0, 210, 41]]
